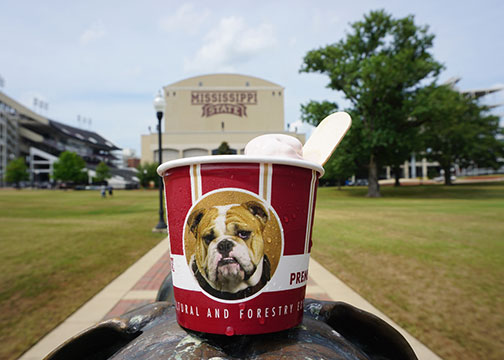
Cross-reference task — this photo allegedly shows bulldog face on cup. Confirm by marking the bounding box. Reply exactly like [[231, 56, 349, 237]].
[[187, 201, 271, 300]]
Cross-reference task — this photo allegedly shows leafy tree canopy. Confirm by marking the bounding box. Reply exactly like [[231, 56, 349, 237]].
[[216, 142, 235, 155], [136, 162, 159, 188], [300, 101, 339, 127], [300, 9, 443, 196], [94, 161, 112, 183], [412, 85, 504, 184], [53, 151, 88, 184], [5, 157, 29, 187]]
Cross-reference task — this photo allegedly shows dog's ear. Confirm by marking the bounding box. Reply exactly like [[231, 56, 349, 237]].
[[243, 201, 269, 226], [187, 209, 205, 236]]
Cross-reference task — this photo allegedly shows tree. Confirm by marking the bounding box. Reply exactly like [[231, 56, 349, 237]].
[[136, 162, 159, 188], [53, 151, 88, 185], [94, 161, 111, 183], [300, 10, 443, 196], [412, 85, 504, 185], [323, 146, 358, 189], [216, 142, 235, 155], [382, 121, 424, 186], [5, 157, 29, 188], [300, 100, 339, 127]]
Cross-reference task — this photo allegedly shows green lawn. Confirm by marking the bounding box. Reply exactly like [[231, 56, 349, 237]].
[[311, 183, 504, 360], [0, 184, 503, 360], [0, 189, 165, 360]]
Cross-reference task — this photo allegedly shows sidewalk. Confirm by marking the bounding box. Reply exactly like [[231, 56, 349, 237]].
[[19, 237, 442, 360]]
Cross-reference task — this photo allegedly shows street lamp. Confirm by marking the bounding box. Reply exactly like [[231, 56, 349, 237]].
[[153, 91, 167, 231]]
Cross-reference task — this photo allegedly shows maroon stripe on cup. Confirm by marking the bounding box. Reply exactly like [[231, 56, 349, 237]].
[[271, 165, 313, 255], [164, 166, 192, 255], [173, 287, 306, 334], [200, 163, 260, 195]]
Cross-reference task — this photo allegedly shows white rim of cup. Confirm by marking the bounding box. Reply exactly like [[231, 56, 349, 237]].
[[156, 155, 325, 177]]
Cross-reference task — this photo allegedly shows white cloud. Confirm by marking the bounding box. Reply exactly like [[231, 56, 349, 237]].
[[158, 3, 210, 35], [184, 16, 276, 73], [310, 7, 343, 35], [80, 21, 106, 45]]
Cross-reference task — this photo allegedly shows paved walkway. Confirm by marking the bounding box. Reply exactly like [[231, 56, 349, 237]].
[[19, 237, 442, 360]]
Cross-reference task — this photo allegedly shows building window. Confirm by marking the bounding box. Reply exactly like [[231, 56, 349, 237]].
[[183, 148, 208, 158]]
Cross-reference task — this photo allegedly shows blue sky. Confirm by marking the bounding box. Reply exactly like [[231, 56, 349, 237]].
[[1, 0, 503, 154]]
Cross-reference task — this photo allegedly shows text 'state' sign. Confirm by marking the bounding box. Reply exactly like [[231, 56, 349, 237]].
[[191, 91, 257, 118]]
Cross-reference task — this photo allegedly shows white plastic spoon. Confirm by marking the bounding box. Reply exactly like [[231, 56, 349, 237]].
[[302, 112, 352, 166]]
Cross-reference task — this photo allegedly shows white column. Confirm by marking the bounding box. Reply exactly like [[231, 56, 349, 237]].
[[29, 149, 34, 183], [422, 158, 428, 180], [404, 161, 409, 179], [386, 166, 391, 179], [410, 153, 416, 178]]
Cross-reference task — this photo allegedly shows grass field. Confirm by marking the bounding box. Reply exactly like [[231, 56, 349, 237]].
[[0, 189, 165, 360], [0, 184, 503, 360], [311, 183, 504, 360]]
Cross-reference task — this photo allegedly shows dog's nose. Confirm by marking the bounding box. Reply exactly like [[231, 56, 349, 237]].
[[217, 239, 234, 255]]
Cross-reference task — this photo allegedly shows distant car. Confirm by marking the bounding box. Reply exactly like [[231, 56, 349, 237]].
[[433, 175, 456, 183], [355, 179, 369, 186], [347, 179, 368, 186], [37, 181, 51, 189]]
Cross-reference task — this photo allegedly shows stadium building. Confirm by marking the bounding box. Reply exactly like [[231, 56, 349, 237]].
[[141, 74, 305, 163], [0, 91, 138, 188]]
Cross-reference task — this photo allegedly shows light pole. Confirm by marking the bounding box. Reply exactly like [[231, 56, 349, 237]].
[[153, 91, 167, 231]]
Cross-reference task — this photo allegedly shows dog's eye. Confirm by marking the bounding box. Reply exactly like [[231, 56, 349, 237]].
[[236, 230, 251, 240], [203, 233, 215, 245]]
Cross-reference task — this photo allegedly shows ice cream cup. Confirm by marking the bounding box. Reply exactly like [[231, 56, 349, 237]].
[[157, 155, 324, 335]]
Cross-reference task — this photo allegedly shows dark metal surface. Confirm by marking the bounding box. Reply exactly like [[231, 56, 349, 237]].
[[45, 297, 417, 360], [156, 272, 174, 303]]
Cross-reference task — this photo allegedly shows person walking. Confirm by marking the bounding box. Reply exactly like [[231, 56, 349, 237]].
[[108, 186, 113, 196], [101, 185, 106, 198]]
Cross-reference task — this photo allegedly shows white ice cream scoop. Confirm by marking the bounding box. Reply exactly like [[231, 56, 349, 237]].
[[244, 134, 304, 160], [244, 112, 351, 166]]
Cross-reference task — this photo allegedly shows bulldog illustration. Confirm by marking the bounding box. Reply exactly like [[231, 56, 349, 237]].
[[187, 201, 271, 300]]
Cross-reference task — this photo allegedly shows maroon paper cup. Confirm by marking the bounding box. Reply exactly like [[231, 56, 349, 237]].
[[157, 155, 323, 335]]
